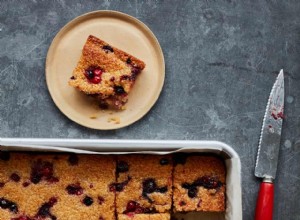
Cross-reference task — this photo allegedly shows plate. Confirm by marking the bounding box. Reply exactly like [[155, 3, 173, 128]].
[[46, 10, 165, 130]]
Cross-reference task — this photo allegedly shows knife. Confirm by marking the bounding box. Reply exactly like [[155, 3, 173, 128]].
[[255, 69, 284, 220]]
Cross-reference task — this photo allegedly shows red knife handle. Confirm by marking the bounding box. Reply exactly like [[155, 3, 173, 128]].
[[255, 180, 274, 220]]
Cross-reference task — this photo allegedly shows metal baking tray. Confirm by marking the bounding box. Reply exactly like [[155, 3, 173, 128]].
[[0, 138, 242, 220]]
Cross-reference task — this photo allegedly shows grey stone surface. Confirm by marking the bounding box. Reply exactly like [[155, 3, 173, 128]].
[[0, 0, 300, 219]]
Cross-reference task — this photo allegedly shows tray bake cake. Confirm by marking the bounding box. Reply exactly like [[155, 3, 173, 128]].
[[0, 151, 225, 220], [68, 35, 146, 110]]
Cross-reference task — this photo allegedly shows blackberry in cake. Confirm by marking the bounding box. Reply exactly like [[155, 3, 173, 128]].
[[69, 35, 146, 110], [173, 155, 226, 212], [0, 153, 116, 220], [114, 155, 173, 217]]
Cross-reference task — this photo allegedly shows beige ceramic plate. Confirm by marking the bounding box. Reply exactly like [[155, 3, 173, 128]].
[[46, 10, 165, 130]]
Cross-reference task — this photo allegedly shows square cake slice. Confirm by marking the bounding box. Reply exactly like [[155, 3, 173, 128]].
[[114, 155, 173, 217], [69, 35, 146, 110], [173, 154, 226, 212], [0, 152, 116, 220]]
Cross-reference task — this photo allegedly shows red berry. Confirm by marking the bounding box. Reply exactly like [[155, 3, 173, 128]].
[[90, 76, 101, 84], [126, 201, 137, 212], [94, 69, 102, 76]]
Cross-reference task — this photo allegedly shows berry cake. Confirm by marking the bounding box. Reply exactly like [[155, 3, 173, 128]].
[[173, 154, 226, 212], [114, 155, 173, 218], [0, 152, 115, 220], [69, 35, 146, 110]]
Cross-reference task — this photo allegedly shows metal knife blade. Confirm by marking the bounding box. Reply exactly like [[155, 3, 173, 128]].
[[255, 70, 284, 180]]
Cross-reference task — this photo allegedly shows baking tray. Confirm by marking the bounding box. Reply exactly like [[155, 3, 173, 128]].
[[0, 139, 242, 220]]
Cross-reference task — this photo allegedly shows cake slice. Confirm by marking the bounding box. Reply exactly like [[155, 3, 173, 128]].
[[114, 155, 173, 217], [173, 154, 226, 212], [0, 152, 116, 220], [69, 35, 146, 110]]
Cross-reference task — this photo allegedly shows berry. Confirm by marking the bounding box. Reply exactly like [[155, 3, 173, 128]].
[[159, 158, 169, 165], [142, 178, 156, 194], [0, 151, 10, 161], [188, 186, 198, 198], [10, 173, 21, 182], [126, 201, 137, 212], [68, 154, 79, 166], [156, 186, 168, 193], [84, 67, 103, 84], [83, 196, 93, 206], [117, 161, 129, 173], [22, 181, 30, 187], [102, 45, 114, 52], [126, 58, 132, 64], [30, 159, 58, 184], [114, 86, 126, 95], [36, 197, 57, 219], [0, 197, 18, 213], [98, 196, 105, 205], [66, 183, 83, 195]]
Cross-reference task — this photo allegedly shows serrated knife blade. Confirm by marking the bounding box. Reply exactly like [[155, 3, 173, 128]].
[[255, 70, 284, 179], [254, 69, 284, 220]]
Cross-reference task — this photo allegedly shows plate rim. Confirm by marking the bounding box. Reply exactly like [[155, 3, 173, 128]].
[[45, 10, 165, 130]]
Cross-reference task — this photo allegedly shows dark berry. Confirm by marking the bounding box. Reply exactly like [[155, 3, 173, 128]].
[[68, 154, 79, 166], [126, 58, 132, 64], [109, 176, 131, 192], [156, 186, 168, 193], [102, 45, 114, 52], [117, 161, 129, 173], [83, 196, 93, 206], [182, 183, 191, 189], [110, 76, 115, 82], [99, 217, 104, 220], [85, 69, 94, 79], [70, 76, 75, 80], [98, 196, 105, 205], [10, 173, 21, 182], [159, 158, 169, 165], [9, 203, 18, 213], [188, 186, 198, 198], [0, 151, 10, 161], [22, 182, 30, 187], [173, 153, 188, 165], [66, 183, 83, 195], [114, 86, 126, 95], [36, 197, 57, 219], [0, 182, 5, 188], [0, 197, 18, 213], [142, 178, 156, 194]]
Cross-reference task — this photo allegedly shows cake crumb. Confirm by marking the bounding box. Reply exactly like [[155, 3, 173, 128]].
[[89, 114, 98, 119], [108, 116, 121, 124]]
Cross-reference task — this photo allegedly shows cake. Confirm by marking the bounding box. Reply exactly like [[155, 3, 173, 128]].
[[0, 152, 116, 220], [0, 151, 226, 219], [114, 155, 173, 218], [173, 154, 226, 212], [68, 35, 146, 110]]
